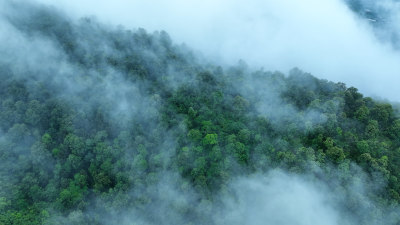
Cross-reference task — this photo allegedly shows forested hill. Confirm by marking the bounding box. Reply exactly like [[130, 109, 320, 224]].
[[1, 2, 400, 225]]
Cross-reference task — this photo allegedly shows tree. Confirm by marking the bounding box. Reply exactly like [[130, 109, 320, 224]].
[[203, 134, 218, 146]]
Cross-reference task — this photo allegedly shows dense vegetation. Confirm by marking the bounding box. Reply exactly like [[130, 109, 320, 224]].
[[1, 3, 400, 225]]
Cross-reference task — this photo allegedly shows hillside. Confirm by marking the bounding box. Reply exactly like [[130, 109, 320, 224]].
[[1, 2, 400, 225]]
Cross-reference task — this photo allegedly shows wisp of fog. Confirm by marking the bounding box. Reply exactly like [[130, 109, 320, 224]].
[[34, 0, 400, 102]]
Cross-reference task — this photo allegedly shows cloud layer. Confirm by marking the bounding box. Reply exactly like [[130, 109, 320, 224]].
[[33, 0, 400, 101]]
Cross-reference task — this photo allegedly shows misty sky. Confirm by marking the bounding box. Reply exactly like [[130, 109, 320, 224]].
[[33, 0, 400, 102]]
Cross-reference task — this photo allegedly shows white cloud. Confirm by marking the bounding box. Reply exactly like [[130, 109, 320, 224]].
[[32, 0, 400, 101], [216, 171, 341, 225]]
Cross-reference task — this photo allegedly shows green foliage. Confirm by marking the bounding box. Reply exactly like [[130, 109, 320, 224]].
[[0, 4, 400, 224], [203, 134, 218, 145]]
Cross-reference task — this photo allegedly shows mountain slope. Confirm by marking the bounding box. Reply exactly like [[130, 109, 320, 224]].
[[0, 2, 400, 225]]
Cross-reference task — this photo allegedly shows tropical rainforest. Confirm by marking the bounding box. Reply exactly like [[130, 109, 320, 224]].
[[1, 2, 400, 225]]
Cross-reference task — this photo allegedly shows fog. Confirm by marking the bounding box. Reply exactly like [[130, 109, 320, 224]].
[[1, 1, 400, 224], [52, 167, 398, 225], [34, 0, 400, 101]]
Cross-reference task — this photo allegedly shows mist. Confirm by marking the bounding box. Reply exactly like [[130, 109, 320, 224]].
[[33, 0, 400, 102], [1, 1, 400, 225]]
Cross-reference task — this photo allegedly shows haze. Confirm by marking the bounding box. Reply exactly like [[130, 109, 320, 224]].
[[1, 1, 400, 224], [34, 0, 400, 102]]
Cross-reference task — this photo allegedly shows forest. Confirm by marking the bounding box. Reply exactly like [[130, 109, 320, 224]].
[[1, 2, 400, 225]]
